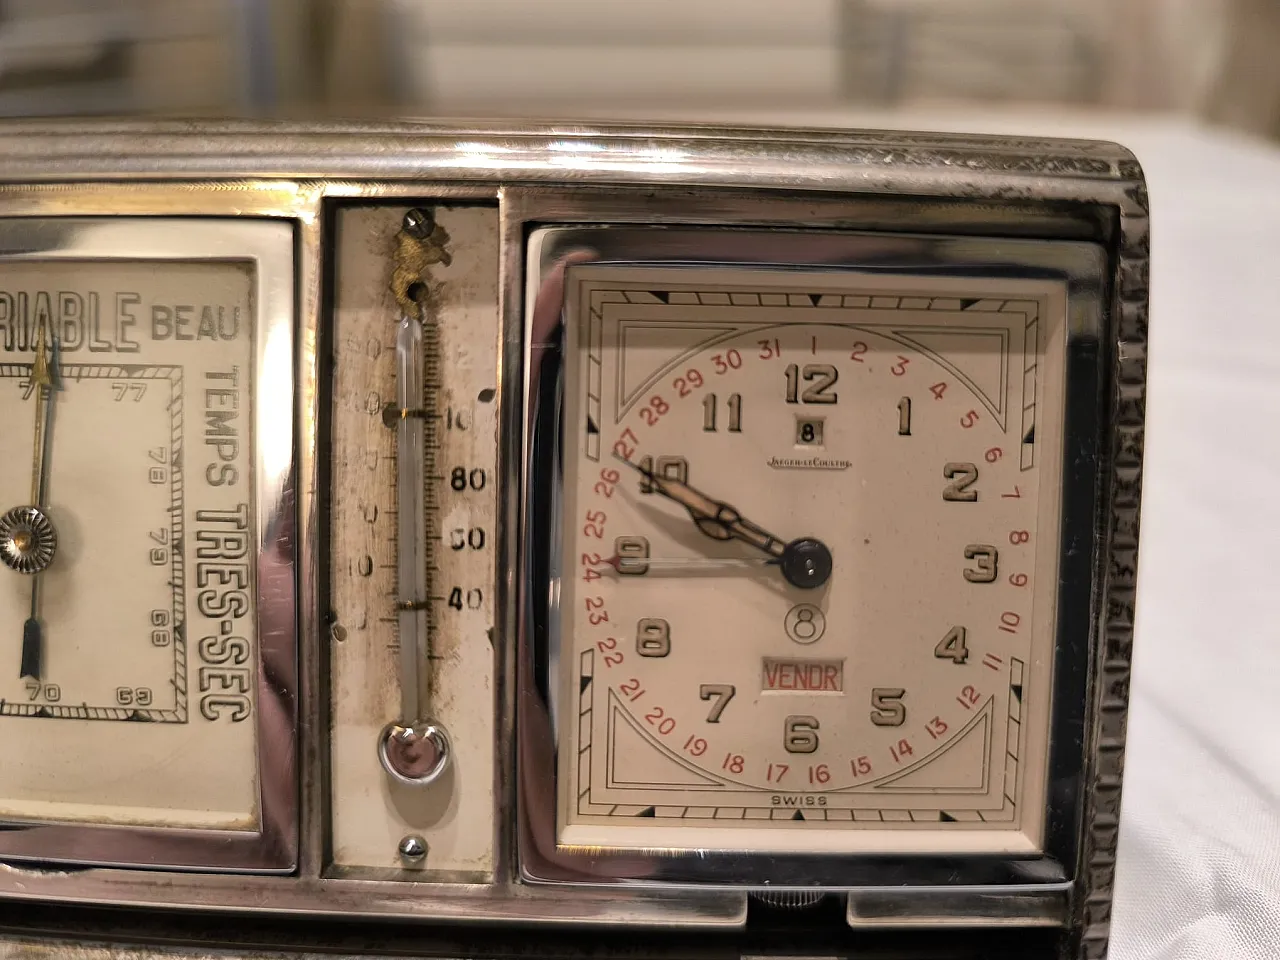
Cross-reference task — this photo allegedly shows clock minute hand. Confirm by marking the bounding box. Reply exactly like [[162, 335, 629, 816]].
[[613, 453, 786, 559]]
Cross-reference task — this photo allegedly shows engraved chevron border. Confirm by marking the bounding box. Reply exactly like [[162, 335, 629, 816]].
[[1074, 159, 1148, 960]]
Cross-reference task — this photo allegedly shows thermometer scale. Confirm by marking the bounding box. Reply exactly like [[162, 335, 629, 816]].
[[327, 205, 499, 874]]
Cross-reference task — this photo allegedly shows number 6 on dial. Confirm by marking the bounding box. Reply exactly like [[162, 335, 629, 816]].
[[784, 715, 820, 753]]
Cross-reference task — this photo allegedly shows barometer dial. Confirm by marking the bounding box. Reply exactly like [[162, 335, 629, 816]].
[[0, 258, 262, 831], [558, 266, 1068, 856]]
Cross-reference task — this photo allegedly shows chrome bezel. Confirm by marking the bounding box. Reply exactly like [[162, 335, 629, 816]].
[[0, 217, 297, 872], [518, 223, 1106, 894]]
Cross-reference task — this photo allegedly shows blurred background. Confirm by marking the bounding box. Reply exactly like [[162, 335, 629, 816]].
[[1, 0, 1276, 140]]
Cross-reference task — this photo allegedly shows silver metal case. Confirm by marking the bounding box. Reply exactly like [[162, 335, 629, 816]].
[[0, 122, 1147, 960]]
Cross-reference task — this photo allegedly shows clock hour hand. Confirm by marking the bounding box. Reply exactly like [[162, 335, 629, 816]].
[[613, 453, 832, 589], [614, 453, 786, 556]]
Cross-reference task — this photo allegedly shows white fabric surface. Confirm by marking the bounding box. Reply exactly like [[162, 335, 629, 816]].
[[656, 109, 1280, 958]]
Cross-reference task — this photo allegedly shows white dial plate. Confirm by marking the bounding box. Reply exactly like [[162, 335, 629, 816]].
[[0, 260, 259, 829], [557, 266, 1067, 856]]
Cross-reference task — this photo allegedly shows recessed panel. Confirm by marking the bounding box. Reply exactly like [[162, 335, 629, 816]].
[[0, 259, 259, 830], [327, 205, 499, 878], [0, 218, 296, 871]]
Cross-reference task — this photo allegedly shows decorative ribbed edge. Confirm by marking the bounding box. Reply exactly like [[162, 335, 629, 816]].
[[1074, 171, 1149, 960], [751, 890, 826, 909]]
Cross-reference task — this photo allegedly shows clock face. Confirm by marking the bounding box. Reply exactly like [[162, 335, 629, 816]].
[[556, 265, 1068, 856]]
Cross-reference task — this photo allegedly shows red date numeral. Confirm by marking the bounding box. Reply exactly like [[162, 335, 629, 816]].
[[644, 706, 676, 735], [711, 350, 742, 374], [758, 338, 782, 360], [584, 595, 610, 625], [582, 509, 606, 538], [682, 735, 708, 757], [581, 551, 603, 583], [612, 428, 639, 460], [638, 395, 670, 426], [673, 369, 704, 397], [593, 467, 621, 498]]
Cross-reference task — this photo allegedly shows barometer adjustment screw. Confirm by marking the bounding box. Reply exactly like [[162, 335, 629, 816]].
[[398, 834, 428, 864], [402, 208, 435, 240]]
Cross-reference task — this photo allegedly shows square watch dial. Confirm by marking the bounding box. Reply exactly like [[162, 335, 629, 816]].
[[554, 264, 1071, 857]]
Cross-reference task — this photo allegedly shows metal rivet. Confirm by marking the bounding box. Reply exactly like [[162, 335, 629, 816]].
[[402, 208, 434, 239], [398, 834, 427, 863]]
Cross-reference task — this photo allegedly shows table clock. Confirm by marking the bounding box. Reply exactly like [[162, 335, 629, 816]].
[[0, 120, 1147, 960]]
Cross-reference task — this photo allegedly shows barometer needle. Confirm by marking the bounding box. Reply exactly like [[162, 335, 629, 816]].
[[20, 326, 58, 680]]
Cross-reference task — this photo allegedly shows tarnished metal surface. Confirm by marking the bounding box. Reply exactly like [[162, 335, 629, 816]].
[[0, 119, 1140, 196], [1074, 143, 1149, 960], [0, 119, 1146, 960]]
